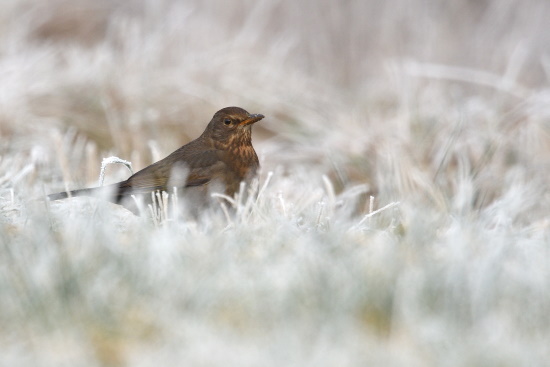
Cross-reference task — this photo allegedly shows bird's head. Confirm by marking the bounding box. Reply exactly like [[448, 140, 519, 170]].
[[205, 107, 264, 145]]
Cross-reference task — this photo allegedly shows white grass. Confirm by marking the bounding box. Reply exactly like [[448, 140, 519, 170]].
[[99, 156, 133, 186], [1, 0, 550, 366]]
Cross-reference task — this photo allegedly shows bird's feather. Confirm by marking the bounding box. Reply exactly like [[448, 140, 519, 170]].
[[118, 146, 225, 192]]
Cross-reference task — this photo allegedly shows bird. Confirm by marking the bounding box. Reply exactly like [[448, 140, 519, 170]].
[[48, 106, 265, 213]]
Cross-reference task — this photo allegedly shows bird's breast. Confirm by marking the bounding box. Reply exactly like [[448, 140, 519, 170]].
[[215, 145, 258, 196], [227, 145, 259, 178]]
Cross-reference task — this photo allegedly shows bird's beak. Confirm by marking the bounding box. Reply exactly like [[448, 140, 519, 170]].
[[239, 113, 265, 126]]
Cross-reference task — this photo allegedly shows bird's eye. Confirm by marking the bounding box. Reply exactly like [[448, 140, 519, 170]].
[[224, 119, 232, 125]]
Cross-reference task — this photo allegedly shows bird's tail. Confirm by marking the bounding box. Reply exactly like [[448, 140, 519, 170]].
[[48, 184, 120, 202]]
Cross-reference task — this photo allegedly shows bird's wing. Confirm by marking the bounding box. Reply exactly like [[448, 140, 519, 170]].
[[117, 147, 224, 196]]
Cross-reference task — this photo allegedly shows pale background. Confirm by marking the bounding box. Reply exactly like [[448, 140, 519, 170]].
[[1, 0, 549, 366]]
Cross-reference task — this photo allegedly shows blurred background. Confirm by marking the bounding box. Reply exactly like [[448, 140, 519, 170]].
[[1, 0, 550, 366], [1, 0, 548, 202]]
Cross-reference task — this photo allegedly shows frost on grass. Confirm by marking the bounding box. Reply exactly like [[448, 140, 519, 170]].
[[3, 165, 550, 366], [98, 156, 133, 186]]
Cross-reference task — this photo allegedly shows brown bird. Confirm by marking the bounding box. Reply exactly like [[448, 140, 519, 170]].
[[48, 106, 264, 212]]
